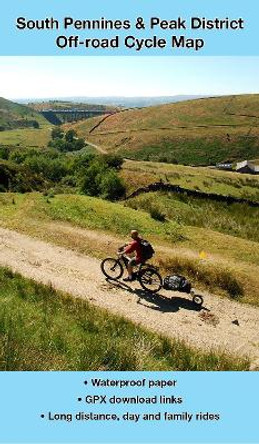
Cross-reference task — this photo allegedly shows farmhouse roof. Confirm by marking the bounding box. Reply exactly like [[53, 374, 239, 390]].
[[236, 160, 259, 172]]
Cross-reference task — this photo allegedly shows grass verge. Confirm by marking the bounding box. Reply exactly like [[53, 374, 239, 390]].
[[0, 267, 249, 371]]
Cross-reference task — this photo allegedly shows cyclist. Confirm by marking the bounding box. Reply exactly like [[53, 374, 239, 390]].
[[119, 230, 143, 282]]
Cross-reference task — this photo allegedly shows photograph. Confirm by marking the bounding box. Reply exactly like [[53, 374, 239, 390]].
[[0, 56, 259, 373]]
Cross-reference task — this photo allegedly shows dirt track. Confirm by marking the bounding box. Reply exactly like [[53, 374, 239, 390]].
[[84, 139, 107, 154], [1, 227, 259, 368]]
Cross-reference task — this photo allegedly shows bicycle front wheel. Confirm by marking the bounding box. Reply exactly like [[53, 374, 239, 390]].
[[100, 258, 124, 280], [139, 267, 163, 293]]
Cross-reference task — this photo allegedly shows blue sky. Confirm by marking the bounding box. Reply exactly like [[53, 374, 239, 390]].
[[0, 56, 258, 99]]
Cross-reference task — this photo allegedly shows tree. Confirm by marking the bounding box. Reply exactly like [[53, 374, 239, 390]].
[[32, 120, 40, 129], [74, 138, 85, 151], [102, 154, 124, 170], [0, 146, 10, 160], [100, 170, 126, 201], [51, 127, 64, 139], [79, 163, 103, 196], [65, 129, 77, 143], [72, 153, 95, 173]]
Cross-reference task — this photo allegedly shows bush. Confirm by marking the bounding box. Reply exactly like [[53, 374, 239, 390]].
[[0, 161, 45, 192], [51, 127, 64, 139], [74, 138, 85, 151], [79, 156, 125, 200], [10, 149, 37, 164], [23, 155, 68, 182], [102, 154, 124, 170], [100, 170, 126, 201], [72, 153, 95, 173], [79, 163, 102, 196], [32, 121, 40, 129], [65, 129, 77, 142], [149, 206, 166, 222], [61, 175, 77, 187], [0, 146, 10, 160], [49, 129, 85, 153]]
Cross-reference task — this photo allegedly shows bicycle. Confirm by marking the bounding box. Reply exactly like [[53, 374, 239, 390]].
[[100, 252, 163, 293]]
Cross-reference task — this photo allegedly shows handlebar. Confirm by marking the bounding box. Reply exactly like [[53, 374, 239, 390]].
[[117, 244, 128, 253]]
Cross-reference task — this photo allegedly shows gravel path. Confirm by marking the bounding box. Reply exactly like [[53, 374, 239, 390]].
[[84, 138, 107, 154], [1, 227, 259, 368]]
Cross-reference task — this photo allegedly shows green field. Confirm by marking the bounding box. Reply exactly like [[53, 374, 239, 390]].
[[0, 267, 248, 371], [0, 127, 52, 148], [65, 94, 259, 165]]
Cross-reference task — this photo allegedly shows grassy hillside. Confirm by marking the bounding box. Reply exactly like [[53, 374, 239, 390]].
[[121, 160, 259, 202], [0, 97, 49, 130], [0, 267, 247, 371], [126, 191, 259, 243], [0, 127, 52, 148], [65, 95, 259, 165]]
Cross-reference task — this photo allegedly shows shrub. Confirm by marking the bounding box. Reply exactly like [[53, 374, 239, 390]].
[[72, 153, 95, 173], [100, 170, 126, 201], [32, 121, 40, 129], [79, 163, 102, 196], [0, 146, 10, 160], [74, 138, 85, 151], [149, 206, 166, 222], [79, 156, 125, 200], [23, 155, 68, 182], [61, 175, 77, 187], [51, 127, 64, 139], [49, 129, 85, 153], [10, 149, 35, 164], [65, 129, 77, 142], [102, 154, 124, 170]]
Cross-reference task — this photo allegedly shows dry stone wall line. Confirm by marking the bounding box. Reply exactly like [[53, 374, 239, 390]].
[[89, 113, 116, 134], [125, 182, 259, 207]]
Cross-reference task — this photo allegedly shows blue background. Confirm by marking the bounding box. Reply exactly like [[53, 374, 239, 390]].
[[0, 371, 258, 443], [0, 0, 258, 55]]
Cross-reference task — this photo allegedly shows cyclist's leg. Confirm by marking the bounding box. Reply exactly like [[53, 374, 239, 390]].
[[123, 256, 137, 281]]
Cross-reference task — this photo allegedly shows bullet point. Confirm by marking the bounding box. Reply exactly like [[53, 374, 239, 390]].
[[78, 397, 82, 401], [84, 381, 87, 385], [41, 414, 45, 418]]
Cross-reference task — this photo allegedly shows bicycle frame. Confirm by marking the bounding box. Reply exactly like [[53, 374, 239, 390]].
[[118, 254, 157, 277]]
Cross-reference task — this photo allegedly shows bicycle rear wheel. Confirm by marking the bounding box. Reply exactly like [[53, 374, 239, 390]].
[[139, 267, 163, 293], [100, 258, 124, 280]]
